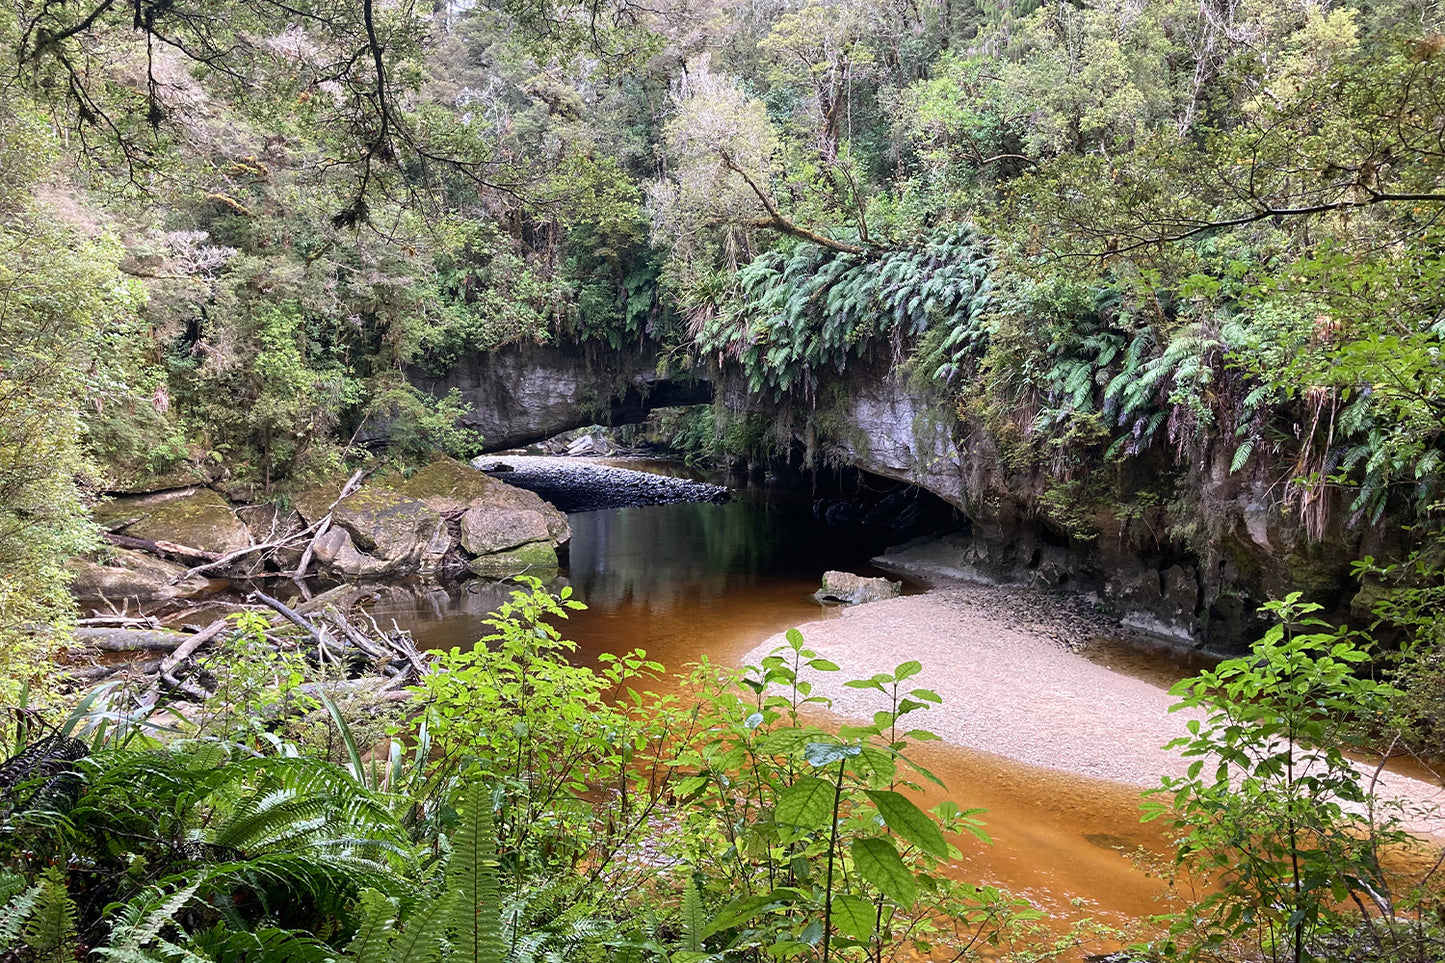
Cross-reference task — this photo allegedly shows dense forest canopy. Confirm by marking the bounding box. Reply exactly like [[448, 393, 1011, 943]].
[[0, 0, 1440, 683], [0, 0, 1439, 656]]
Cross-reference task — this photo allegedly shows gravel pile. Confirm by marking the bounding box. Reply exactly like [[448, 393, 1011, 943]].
[[473, 455, 730, 513]]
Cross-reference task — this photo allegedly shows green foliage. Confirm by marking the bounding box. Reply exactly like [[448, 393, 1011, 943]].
[[22, 867, 77, 963], [1146, 594, 1443, 962], [0, 157, 146, 703], [662, 628, 1048, 961], [696, 229, 991, 397], [418, 578, 662, 871]]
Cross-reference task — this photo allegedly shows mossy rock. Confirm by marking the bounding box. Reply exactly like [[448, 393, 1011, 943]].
[[68, 549, 213, 603], [468, 541, 558, 579], [333, 488, 445, 564], [385, 458, 496, 514], [98, 488, 251, 555], [389, 457, 570, 545]]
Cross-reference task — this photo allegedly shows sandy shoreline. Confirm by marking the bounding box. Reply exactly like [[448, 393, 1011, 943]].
[[739, 580, 1445, 835]]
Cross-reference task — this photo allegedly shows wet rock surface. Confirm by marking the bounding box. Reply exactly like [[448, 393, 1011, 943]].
[[473, 455, 730, 512]]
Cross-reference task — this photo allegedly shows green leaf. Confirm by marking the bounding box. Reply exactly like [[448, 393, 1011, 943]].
[[830, 893, 877, 941], [776, 777, 836, 828], [852, 837, 918, 906], [894, 661, 923, 681], [865, 790, 950, 859], [703, 892, 793, 938], [804, 743, 861, 767]]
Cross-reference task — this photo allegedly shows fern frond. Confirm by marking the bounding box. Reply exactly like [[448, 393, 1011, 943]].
[[22, 867, 77, 963], [445, 781, 505, 963], [0, 882, 41, 949], [680, 882, 704, 953], [388, 889, 458, 963]]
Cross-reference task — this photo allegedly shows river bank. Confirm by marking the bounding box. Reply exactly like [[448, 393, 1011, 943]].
[[740, 580, 1445, 837]]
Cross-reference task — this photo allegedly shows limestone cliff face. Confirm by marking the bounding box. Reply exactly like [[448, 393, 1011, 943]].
[[408, 341, 709, 452], [748, 356, 1392, 651]]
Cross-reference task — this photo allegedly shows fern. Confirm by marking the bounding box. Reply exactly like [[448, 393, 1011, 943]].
[[1230, 439, 1255, 474], [446, 781, 506, 963], [23, 867, 77, 963], [697, 229, 992, 397], [679, 882, 705, 954], [0, 882, 41, 949], [348, 889, 401, 961], [388, 890, 460, 963], [98, 878, 203, 955]]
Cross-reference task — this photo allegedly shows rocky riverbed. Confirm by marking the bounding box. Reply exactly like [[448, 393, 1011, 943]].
[[474, 455, 730, 512]]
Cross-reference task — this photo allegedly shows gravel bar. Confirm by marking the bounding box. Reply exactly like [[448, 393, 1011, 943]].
[[740, 580, 1445, 836], [474, 455, 730, 512]]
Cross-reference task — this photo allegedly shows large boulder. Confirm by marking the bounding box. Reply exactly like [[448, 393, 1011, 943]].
[[68, 549, 214, 605], [389, 458, 570, 545], [459, 507, 551, 556], [468, 541, 559, 579], [296, 485, 448, 578], [814, 571, 902, 605], [97, 488, 252, 555]]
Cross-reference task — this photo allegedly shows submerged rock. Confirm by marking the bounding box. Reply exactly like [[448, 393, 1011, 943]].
[[814, 570, 901, 605], [468, 541, 559, 578]]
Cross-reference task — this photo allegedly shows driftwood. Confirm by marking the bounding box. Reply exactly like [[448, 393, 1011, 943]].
[[165, 465, 373, 585], [135, 619, 233, 710], [253, 590, 326, 646], [76, 615, 162, 630], [170, 530, 311, 584], [76, 572, 430, 715], [73, 628, 189, 652], [294, 583, 369, 616], [104, 533, 221, 565]]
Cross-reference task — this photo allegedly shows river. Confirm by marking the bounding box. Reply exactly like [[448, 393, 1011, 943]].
[[370, 468, 1204, 944]]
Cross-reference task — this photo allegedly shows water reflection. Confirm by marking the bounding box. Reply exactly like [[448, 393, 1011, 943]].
[[371, 488, 907, 672]]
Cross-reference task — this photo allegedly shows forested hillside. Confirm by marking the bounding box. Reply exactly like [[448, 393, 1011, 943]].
[[3, 0, 1445, 959]]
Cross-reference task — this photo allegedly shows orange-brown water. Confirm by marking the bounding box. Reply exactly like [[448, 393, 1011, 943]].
[[371, 488, 1192, 945]]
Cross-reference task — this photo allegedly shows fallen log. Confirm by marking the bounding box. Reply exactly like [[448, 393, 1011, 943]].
[[295, 583, 370, 616], [76, 615, 162, 630], [253, 590, 325, 645], [104, 533, 221, 565], [169, 531, 310, 584], [135, 619, 233, 710], [74, 627, 188, 652], [160, 672, 211, 702]]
